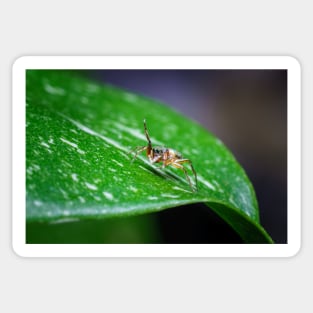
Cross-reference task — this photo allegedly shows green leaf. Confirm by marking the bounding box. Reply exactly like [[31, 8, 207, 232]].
[[26, 70, 273, 243]]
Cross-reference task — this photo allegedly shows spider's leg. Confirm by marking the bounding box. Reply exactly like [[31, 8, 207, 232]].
[[150, 154, 162, 164], [178, 159, 198, 190], [170, 161, 194, 192], [170, 159, 198, 191], [143, 119, 152, 149], [129, 146, 147, 163]]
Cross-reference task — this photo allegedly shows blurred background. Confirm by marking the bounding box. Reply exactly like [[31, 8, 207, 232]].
[[87, 70, 287, 244]]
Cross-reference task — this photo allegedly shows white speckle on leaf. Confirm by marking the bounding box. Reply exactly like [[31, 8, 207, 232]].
[[124, 92, 137, 102], [32, 164, 40, 171], [191, 148, 199, 155], [112, 159, 123, 167], [148, 196, 158, 200], [229, 196, 237, 207], [109, 168, 117, 173], [34, 200, 43, 207], [138, 165, 150, 173], [240, 193, 249, 206], [94, 196, 101, 201], [60, 137, 86, 155], [44, 84, 66, 96], [63, 160, 73, 168], [118, 116, 128, 124], [212, 179, 220, 188], [71, 173, 79, 182], [58, 169, 67, 177], [172, 186, 191, 193], [129, 186, 138, 192], [48, 138, 54, 144], [197, 175, 216, 191], [29, 184, 35, 190], [202, 180, 216, 191], [81, 96, 89, 104], [206, 169, 214, 175], [103, 191, 113, 200], [118, 151, 129, 159], [85, 182, 98, 190], [60, 137, 78, 149], [245, 210, 251, 217], [110, 127, 121, 138], [216, 138, 224, 146], [86, 84, 100, 93], [60, 189, 69, 199], [87, 112, 95, 119], [215, 157, 222, 163], [41, 141, 50, 148], [78, 196, 86, 203], [162, 194, 180, 199], [50, 218, 80, 224]]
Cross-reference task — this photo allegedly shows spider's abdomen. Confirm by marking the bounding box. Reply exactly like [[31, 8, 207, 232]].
[[168, 148, 182, 159]]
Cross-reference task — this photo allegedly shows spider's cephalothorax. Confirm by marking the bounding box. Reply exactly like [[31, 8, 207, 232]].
[[130, 119, 198, 192]]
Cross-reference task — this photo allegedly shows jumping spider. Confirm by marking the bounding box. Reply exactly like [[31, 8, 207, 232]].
[[130, 119, 198, 192]]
